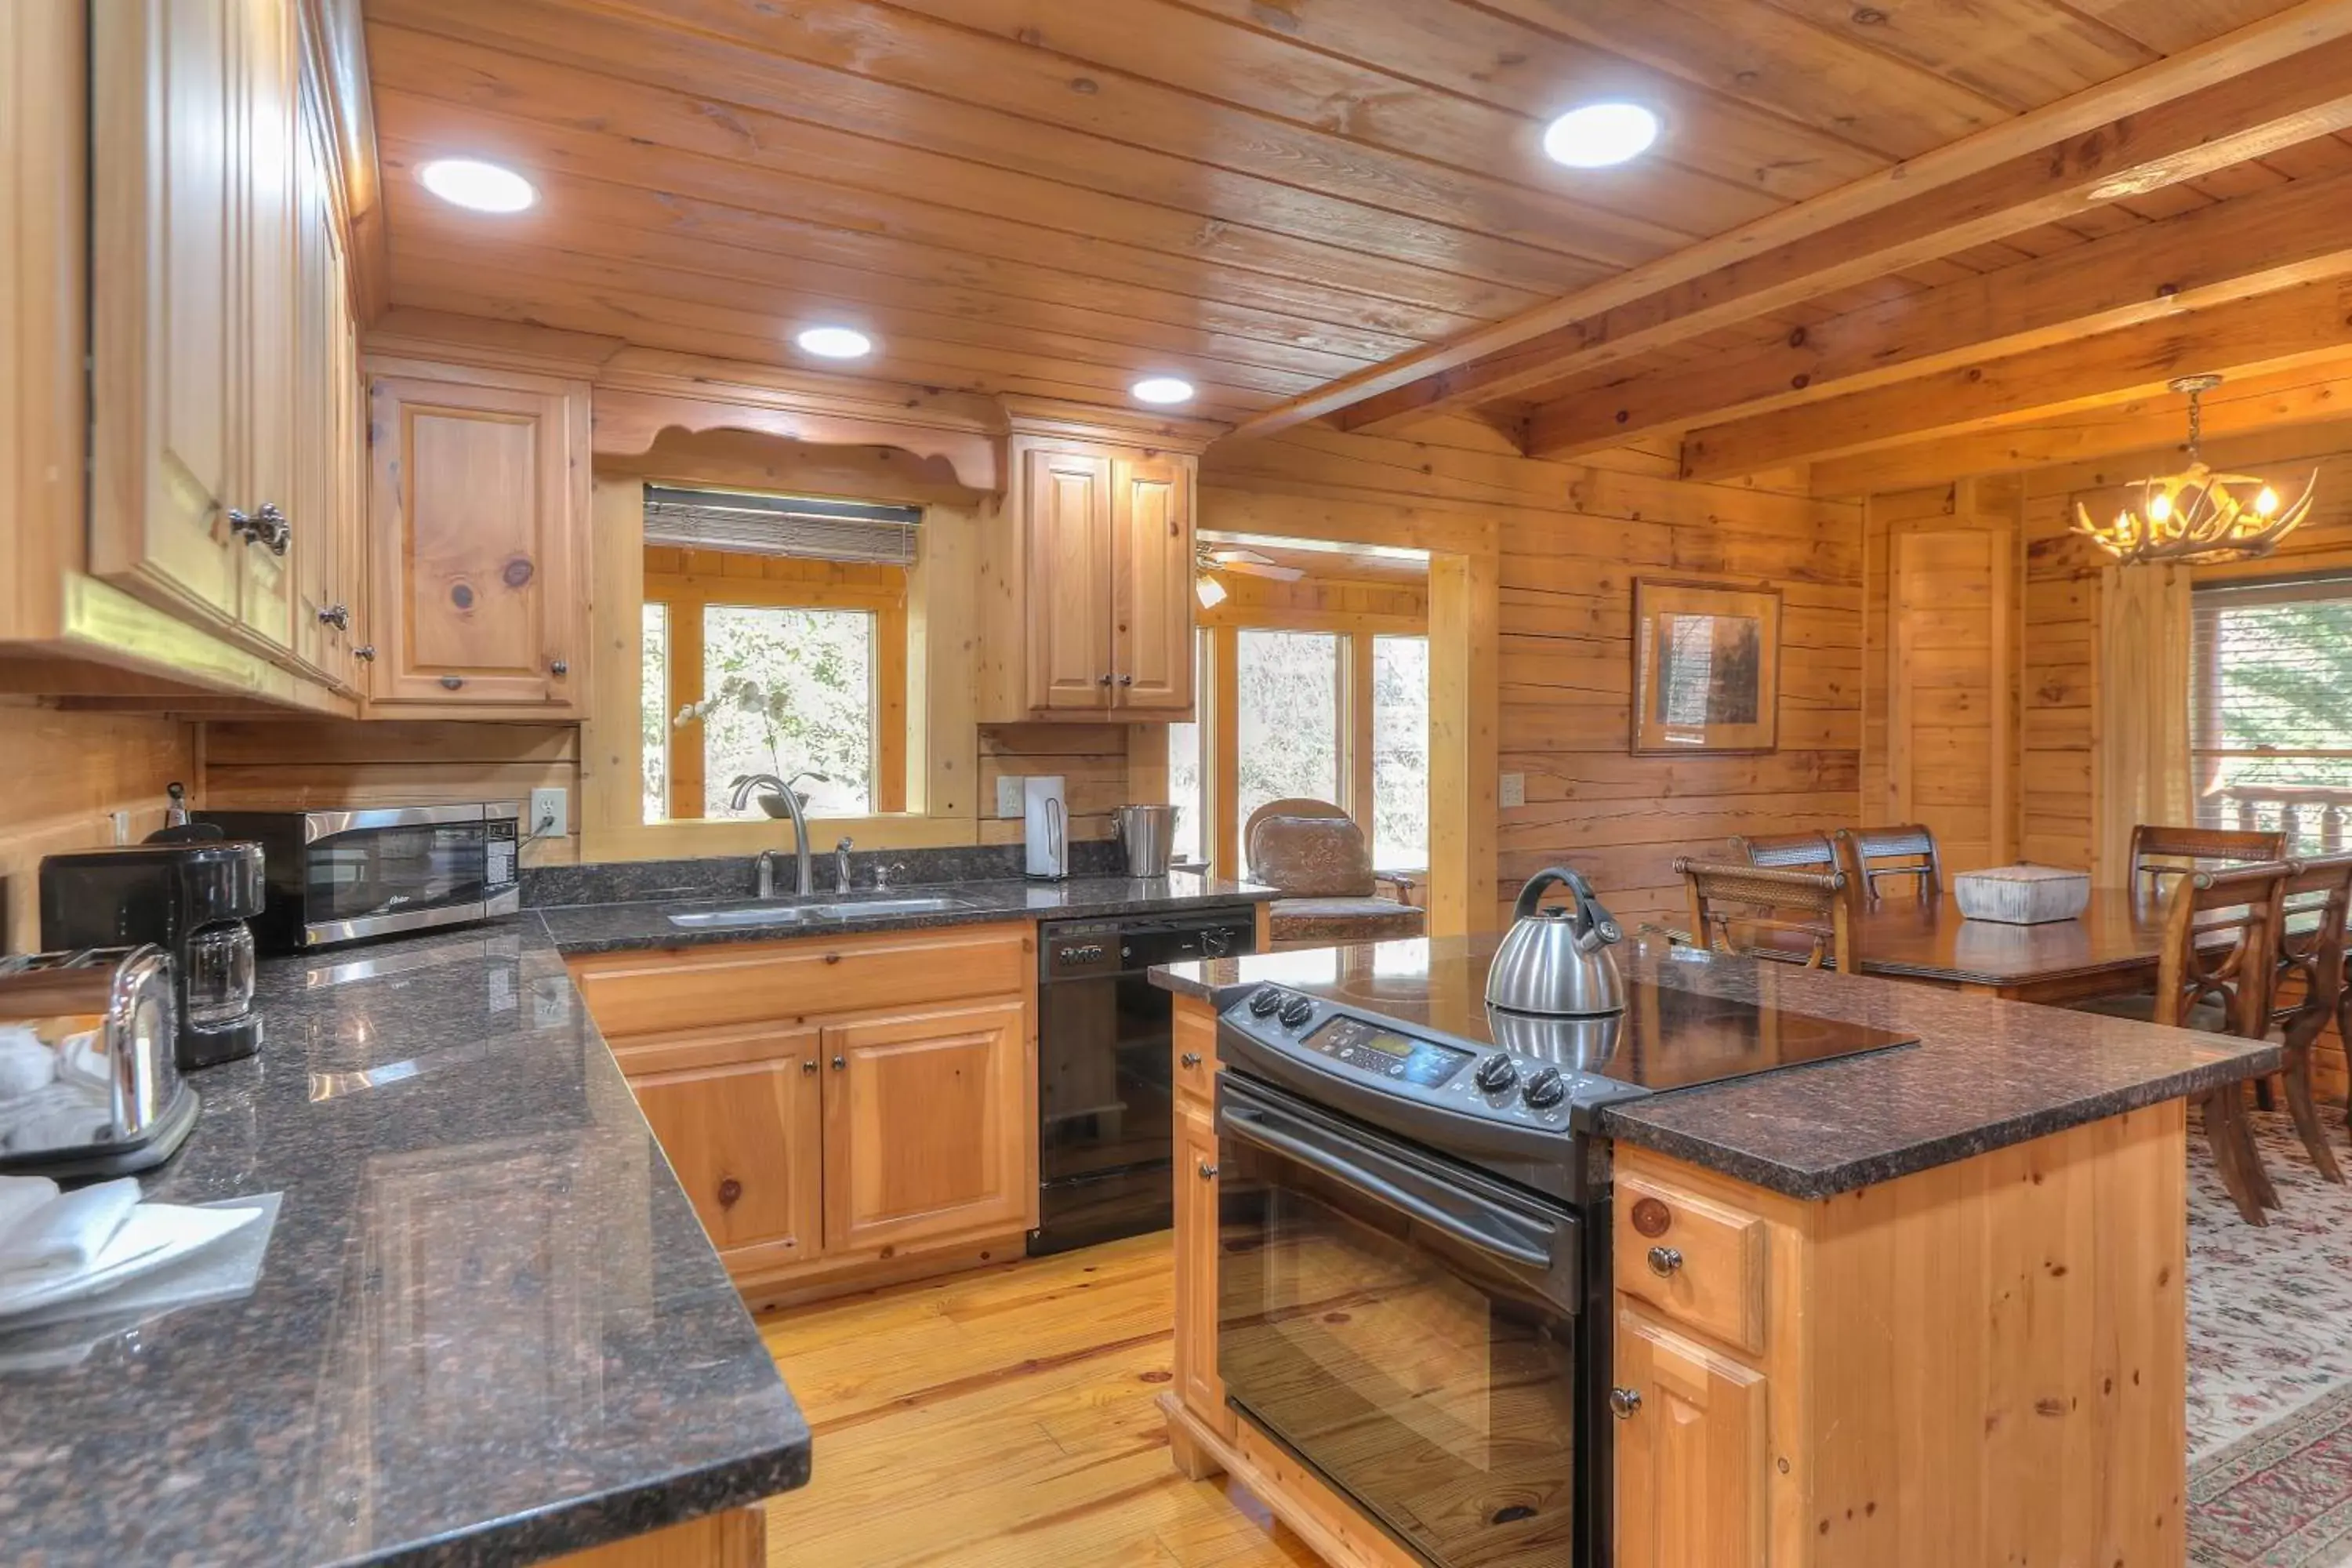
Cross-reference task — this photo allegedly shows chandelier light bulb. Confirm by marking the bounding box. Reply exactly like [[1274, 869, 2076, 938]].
[[2256, 486, 2280, 517]]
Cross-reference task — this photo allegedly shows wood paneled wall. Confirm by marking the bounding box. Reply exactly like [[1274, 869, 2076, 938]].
[[0, 704, 194, 952], [1204, 419, 1864, 925]]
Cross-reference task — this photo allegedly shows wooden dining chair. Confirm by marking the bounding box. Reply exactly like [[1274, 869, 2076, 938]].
[[2127, 824, 2286, 904], [2075, 859, 2290, 1225], [2270, 853, 2352, 1183], [1730, 831, 1838, 872], [1835, 824, 1942, 903], [1675, 858, 1854, 973]]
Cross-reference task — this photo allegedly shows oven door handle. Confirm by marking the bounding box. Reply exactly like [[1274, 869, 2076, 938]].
[[1220, 1102, 1559, 1272]]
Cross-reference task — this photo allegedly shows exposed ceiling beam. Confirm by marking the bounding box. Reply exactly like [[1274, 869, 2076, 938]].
[[1679, 278, 2352, 480], [1222, 1, 2352, 440], [1520, 169, 2352, 459], [1808, 361, 2352, 495]]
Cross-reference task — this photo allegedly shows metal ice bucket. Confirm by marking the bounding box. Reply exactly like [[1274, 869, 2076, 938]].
[[1111, 804, 1181, 877]]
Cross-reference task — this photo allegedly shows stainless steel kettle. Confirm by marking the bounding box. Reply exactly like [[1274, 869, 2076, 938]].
[[1485, 866, 1626, 1017]]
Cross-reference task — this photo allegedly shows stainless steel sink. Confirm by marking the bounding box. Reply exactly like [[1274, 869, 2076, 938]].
[[666, 896, 967, 929]]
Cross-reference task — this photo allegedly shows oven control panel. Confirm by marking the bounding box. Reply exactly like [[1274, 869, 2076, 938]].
[[1221, 984, 1644, 1134]]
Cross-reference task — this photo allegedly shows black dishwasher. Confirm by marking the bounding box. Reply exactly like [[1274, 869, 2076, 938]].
[[1030, 906, 1258, 1255]]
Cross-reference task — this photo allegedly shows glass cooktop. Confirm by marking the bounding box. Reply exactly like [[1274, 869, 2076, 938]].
[[1221, 932, 1918, 1097]]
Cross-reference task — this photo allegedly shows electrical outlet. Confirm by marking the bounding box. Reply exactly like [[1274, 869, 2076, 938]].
[[111, 810, 132, 845], [1498, 773, 1526, 809], [995, 776, 1024, 818], [530, 786, 568, 840]]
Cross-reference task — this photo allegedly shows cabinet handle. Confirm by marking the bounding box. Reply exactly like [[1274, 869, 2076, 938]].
[[717, 1178, 742, 1208], [832, 1054, 846, 1071], [439, 676, 465, 691], [1179, 1051, 1201, 1069], [353, 644, 376, 662], [1609, 1387, 1642, 1420], [1646, 1245, 1683, 1278], [1198, 1161, 1218, 1180], [800, 1058, 818, 1076], [317, 604, 350, 630], [256, 502, 289, 555], [550, 659, 569, 677]]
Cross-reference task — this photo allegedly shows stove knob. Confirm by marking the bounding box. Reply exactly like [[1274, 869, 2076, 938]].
[[1521, 1065, 1566, 1109], [1278, 996, 1315, 1029], [1248, 987, 1284, 1018], [1474, 1054, 1519, 1094]]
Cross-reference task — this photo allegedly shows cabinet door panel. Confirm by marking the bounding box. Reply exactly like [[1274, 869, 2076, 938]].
[[1174, 1104, 1226, 1429], [368, 373, 584, 710], [1614, 1306, 1768, 1568], [1111, 455, 1192, 713], [91, 0, 242, 624], [233, 0, 296, 651], [1023, 448, 1112, 713], [289, 108, 337, 676], [822, 998, 1030, 1254], [628, 1027, 824, 1275]]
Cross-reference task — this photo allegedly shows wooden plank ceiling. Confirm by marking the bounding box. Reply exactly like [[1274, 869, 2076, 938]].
[[366, 0, 2352, 477]]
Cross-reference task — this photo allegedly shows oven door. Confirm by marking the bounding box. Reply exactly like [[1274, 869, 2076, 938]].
[[301, 805, 515, 945], [1216, 1071, 1589, 1567]]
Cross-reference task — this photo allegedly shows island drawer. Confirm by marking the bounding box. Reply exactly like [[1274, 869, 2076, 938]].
[[1172, 1004, 1215, 1105], [1613, 1169, 1769, 1356], [569, 924, 1032, 1040]]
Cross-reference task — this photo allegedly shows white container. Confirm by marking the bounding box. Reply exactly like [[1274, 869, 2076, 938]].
[[1951, 865, 2091, 924]]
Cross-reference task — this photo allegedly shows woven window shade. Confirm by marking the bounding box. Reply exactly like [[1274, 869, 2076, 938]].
[[2191, 573, 2352, 854], [642, 485, 922, 565]]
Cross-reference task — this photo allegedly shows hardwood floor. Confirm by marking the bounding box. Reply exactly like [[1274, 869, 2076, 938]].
[[758, 1232, 1323, 1567]]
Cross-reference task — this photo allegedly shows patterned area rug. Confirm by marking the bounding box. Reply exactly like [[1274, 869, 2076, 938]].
[[2190, 1108, 2352, 1567]]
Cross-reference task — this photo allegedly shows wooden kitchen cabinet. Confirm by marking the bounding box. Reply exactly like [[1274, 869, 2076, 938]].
[[1172, 1103, 1226, 1433], [365, 364, 590, 714], [979, 409, 1214, 724], [1611, 1307, 1769, 1568], [822, 998, 1030, 1254], [623, 1024, 824, 1280]]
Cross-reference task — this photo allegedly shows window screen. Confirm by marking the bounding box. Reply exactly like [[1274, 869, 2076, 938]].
[[2191, 575, 2352, 854]]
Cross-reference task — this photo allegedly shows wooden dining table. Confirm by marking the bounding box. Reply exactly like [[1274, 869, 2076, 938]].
[[1846, 887, 2198, 1004]]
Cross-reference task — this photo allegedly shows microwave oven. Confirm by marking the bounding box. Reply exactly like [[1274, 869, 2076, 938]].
[[194, 803, 522, 951]]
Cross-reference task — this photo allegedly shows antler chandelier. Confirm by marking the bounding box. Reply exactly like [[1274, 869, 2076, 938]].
[[2071, 374, 2317, 566]]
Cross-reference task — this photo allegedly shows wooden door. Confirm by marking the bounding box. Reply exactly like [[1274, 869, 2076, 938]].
[[1888, 521, 2014, 877], [232, 0, 297, 652], [1022, 446, 1112, 713], [1111, 453, 1193, 713], [627, 1027, 825, 1278], [367, 371, 586, 711], [1613, 1306, 1769, 1568], [821, 997, 1030, 1254], [89, 0, 245, 627], [1173, 1102, 1226, 1428]]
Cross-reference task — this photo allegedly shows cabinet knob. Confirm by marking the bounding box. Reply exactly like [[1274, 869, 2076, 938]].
[[717, 1178, 742, 1208], [1118, 674, 1134, 686], [1609, 1387, 1642, 1420], [550, 659, 569, 677], [832, 1054, 847, 1071], [317, 604, 349, 630], [1179, 1051, 1201, 1069], [1646, 1245, 1684, 1278], [1198, 1161, 1218, 1180], [439, 676, 465, 691], [352, 644, 376, 661], [800, 1058, 818, 1076], [1098, 673, 1114, 685], [230, 503, 291, 555]]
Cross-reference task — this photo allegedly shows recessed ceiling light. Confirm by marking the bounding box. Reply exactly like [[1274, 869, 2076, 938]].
[[418, 158, 536, 213], [1541, 103, 1660, 169], [1131, 376, 1195, 405], [797, 325, 873, 359]]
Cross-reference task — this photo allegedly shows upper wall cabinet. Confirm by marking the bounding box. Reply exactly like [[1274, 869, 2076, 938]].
[[364, 364, 591, 716], [980, 417, 1210, 724]]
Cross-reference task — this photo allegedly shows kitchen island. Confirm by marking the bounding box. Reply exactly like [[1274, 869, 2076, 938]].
[[1151, 933, 2278, 1568]]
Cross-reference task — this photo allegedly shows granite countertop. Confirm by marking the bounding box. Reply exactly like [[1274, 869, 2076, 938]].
[[0, 924, 810, 1568], [534, 871, 1275, 956], [1152, 934, 2281, 1199]]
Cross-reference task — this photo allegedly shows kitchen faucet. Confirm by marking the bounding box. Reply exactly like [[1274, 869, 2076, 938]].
[[729, 771, 830, 898]]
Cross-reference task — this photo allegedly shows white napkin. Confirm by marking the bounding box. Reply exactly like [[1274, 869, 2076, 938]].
[[0, 1201, 260, 1319], [0, 1178, 140, 1279], [0, 1174, 58, 1243]]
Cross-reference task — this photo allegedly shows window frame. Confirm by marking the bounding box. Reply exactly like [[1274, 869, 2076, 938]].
[[2190, 571, 2352, 853], [642, 545, 909, 823]]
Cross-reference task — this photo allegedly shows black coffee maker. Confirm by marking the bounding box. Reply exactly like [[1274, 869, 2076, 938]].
[[39, 840, 267, 1069]]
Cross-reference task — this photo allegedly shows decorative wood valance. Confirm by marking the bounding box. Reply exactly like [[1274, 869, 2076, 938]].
[[593, 379, 1002, 492]]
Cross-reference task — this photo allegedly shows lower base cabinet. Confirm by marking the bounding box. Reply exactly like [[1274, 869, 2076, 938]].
[[1172, 1102, 1225, 1429], [570, 924, 1037, 1304], [1611, 1307, 1768, 1568]]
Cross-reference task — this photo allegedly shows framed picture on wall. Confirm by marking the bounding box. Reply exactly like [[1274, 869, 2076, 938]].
[[1631, 579, 1781, 755]]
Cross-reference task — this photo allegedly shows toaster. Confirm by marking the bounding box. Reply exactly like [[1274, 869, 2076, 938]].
[[0, 946, 200, 1178]]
